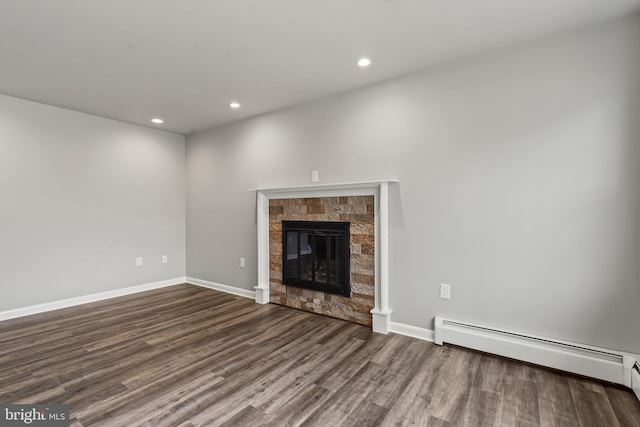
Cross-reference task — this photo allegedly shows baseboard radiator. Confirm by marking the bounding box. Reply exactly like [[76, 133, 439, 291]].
[[633, 361, 640, 400], [434, 317, 638, 393]]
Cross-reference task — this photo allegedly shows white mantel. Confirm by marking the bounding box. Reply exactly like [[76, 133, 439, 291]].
[[251, 179, 398, 334]]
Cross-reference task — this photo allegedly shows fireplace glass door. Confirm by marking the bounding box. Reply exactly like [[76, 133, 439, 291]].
[[283, 221, 350, 296]]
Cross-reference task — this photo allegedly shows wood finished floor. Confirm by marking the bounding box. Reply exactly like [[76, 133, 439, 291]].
[[1, 284, 639, 426]]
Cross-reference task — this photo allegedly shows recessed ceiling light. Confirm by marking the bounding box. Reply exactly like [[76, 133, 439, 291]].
[[150, 118, 164, 124], [229, 102, 241, 109], [357, 58, 372, 68]]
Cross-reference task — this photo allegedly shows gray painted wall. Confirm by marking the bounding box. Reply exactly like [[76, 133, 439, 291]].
[[0, 94, 186, 311], [187, 16, 640, 353]]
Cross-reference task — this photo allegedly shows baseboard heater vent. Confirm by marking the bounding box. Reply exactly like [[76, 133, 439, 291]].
[[435, 317, 637, 390], [632, 362, 640, 400]]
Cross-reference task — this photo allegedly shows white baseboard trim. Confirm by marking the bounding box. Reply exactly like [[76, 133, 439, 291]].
[[187, 277, 256, 299], [0, 277, 187, 322], [390, 321, 435, 342]]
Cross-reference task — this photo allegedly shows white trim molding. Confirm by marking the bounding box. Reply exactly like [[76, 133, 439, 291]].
[[250, 179, 400, 194], [390, 322, 435, 342], [252, 179, 398, 334], [0, 277, 187, 322], [186, 277, 256, 299]]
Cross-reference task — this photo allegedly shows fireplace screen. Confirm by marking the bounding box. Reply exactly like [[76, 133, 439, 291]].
[[282, 221, 350, 296]]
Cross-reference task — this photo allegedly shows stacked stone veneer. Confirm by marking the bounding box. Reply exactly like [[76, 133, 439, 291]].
[[269, 196, 375, 326]]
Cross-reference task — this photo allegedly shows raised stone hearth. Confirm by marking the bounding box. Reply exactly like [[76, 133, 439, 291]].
[[269, 196, 375, 325]]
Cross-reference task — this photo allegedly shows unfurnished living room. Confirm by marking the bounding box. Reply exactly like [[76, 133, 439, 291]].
[[1, 1, 639, 426]]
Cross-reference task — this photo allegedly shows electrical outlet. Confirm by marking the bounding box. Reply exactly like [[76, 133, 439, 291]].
[[162, 255, 168, 264], [136, 257, 143, 267], [311, 170, 319, 182], [240, 257, 246, 268], [440, 283, 451, 300]]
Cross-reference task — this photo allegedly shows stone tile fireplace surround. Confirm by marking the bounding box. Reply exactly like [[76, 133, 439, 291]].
[[269, 196, 375, 325], [252, 180, 397, 334]]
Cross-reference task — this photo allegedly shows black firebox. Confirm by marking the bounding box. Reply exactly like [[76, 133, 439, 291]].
[[282, 221, 350, 296]]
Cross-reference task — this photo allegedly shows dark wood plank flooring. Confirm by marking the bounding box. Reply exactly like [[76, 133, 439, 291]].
[[1, 284, 639, 426]]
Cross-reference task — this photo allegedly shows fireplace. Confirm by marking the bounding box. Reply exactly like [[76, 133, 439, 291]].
[[266, 195, 377, 326], [255, 179, 396, 332], [283, 221, 350, 296]]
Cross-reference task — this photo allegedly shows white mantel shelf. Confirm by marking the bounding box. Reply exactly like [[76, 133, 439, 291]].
[[249, 179, 399, 193], [252, 179, 399, 335]]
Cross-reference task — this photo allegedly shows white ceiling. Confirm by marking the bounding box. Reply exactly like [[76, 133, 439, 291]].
[[1, 0, 638, 135]]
